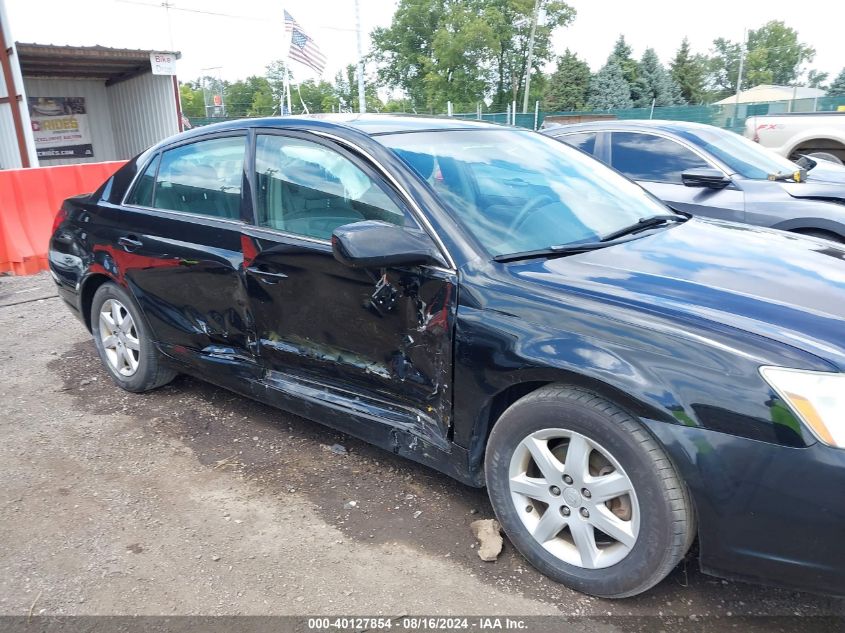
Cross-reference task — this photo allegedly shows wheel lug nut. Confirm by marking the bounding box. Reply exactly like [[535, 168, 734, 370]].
[[549, 486, 561, 496], [525, 505, 533, 513], [560, 506, 570, 517], [582, 488, 591, 498], [580, 507, 590, 518], [563, 475, 573, 485]]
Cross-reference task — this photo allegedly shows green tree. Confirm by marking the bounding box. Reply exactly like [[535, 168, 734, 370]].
[[707, 37, 742, 100], [265, 60, 292, 104], [334, 64, 384, 112], [610, 35, 638, 88], [370, 0, 450, 110], [633, 48, 684, 107], [587, 58, 633, 110], [225, 76, 273, 117], [542, 49, 590, 111], [370, 0, 575, 113], [382, 98, 414, 113], [484, 0, 576, 110], [179, 81, 205, 118], [744, 21, 815, 87], [250, 84, 276, 116], [806, 69, 828, 90], [828, 68, 845, 96], [708, 21, 815, 100], [295, 79, 337, 113], [425, 1, 497, 112], [670, 37, 708, 104]]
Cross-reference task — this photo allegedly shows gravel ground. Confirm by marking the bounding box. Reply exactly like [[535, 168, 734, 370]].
[[1, 272, 843, 628]]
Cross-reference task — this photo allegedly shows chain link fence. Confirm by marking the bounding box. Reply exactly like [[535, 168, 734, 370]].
[[186, 96, 845, 132], [452, 95, 845, 132]]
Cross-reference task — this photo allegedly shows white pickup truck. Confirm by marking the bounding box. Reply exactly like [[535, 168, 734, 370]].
[[744, 111, 845, 165]]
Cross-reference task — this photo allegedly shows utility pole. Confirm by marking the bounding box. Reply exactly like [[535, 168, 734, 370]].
[[354, 0, 367, 113], [522, 0, 541, 114], [733, 28, 747, 111]]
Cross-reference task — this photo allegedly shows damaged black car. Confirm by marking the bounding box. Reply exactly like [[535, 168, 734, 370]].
[[50, 115, 845, 599]]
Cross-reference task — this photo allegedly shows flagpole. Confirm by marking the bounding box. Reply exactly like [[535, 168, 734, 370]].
[[354, 0, 366, 113], [284, 61, 293, 114], [281, 4, 293, 115]]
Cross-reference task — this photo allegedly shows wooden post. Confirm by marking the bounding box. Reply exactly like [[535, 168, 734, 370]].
[[0, 16, 30, 167]]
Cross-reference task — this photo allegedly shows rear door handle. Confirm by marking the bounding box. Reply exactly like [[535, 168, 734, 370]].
[[118, 236, 143, 252]]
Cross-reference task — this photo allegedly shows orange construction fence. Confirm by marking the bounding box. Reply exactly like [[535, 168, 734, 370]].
[[0, 161, 126, 275]]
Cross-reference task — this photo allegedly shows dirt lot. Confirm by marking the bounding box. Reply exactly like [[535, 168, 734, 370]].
[[2, 272, 844, 625]]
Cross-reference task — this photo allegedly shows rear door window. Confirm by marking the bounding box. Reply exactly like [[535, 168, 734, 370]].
[[559, 132, 597, 155], [610, 132, 710, 184], [153, 136, 246, 220], [126, 154, 160, 207]]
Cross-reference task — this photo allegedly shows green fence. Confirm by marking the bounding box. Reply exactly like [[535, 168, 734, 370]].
[[186, 95, 845, 132], [453, 95, 845, 132]]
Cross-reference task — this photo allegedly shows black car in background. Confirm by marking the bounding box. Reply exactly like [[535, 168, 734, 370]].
[[50, 115, 845, 598], [543, 120, 845, 242]]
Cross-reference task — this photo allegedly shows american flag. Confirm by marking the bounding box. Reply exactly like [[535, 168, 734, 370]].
[[284, 10, 327, 75]]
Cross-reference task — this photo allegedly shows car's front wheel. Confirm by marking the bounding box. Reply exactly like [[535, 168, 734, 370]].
[[90, 282, 176, 393], [485, 385, 694, 598]]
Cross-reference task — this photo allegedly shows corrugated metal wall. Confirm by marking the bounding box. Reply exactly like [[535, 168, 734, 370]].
[[24, 77, 119, 165], [21, 73, 178, 167], [108, 72, 178, 159], [0, 63, 21, 168]]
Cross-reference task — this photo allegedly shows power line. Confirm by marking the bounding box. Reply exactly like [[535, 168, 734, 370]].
[[114, 0, 357, 31]]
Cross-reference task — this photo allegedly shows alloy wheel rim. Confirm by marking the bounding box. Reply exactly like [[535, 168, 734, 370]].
[[508, 428, 640, 569], [98, 299, 141, 377]]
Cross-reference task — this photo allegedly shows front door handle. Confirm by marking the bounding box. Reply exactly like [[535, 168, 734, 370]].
[[247, 265, 288, 283], [118, 235, 143, 252]]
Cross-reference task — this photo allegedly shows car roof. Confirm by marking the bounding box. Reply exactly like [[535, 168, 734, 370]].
[[177, 113, 507, 140], [543, 119, 718, 135]]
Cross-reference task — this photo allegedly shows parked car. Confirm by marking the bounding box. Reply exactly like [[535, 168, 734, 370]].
[[51, 115, 845, 599], [543, 120, 845, 242], [745, 111, 845, 165]]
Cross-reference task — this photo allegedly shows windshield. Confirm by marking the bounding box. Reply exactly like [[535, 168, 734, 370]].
[[674, 127, 799, 180], [379, 129, 671, 257]]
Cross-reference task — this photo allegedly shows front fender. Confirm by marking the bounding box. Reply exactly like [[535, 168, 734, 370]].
[[771, 214, 845, 238], [452, 303, 819, 478]]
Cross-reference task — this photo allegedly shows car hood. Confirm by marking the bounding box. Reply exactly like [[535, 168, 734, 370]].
[[805, 159, 845, 185], [510, 219, 845, 369], [781, 178, 845, 201]]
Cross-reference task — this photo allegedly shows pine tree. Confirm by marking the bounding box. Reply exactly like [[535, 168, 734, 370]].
[[611, 35, 638, 86], [543, 49, 591, 111], [634, 48, 682, 107], [587, 58, 633, 111], [670, 37, 708, 104], [829, 68, 845, 97]]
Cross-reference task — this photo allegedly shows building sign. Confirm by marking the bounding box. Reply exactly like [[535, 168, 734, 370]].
[[28, 97, 93, 160], [150, 52, 177, 75]]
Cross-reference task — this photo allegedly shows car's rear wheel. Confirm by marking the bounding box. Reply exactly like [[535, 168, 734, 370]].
[[485, 385, 694, 598], [91, 282, 176, 392]]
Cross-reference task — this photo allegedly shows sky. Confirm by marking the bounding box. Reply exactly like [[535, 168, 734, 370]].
[[5, 0, 844, 93]]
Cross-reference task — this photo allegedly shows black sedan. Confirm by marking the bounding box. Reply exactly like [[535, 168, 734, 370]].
[[50, 115, 845, 598], [543, 120, 845, 242]]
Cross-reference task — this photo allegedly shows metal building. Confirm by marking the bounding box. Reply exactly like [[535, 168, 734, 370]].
[[0, 3, 182, 169]]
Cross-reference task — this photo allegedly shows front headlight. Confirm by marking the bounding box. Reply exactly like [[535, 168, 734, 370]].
[[760, 367, 845, 448]]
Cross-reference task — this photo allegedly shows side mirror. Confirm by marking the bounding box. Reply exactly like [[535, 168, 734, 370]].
[[681, 168, 731, 190], [332, 221, 446, 269]]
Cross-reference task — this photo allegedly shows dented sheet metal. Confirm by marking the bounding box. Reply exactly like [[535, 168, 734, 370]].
[[243, 231, 457, 447]]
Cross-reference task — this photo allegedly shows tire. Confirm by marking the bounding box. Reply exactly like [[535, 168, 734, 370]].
[[806, 152, 844, 165], [485, 385, 694, 598], [90, 282, 176, 393]]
